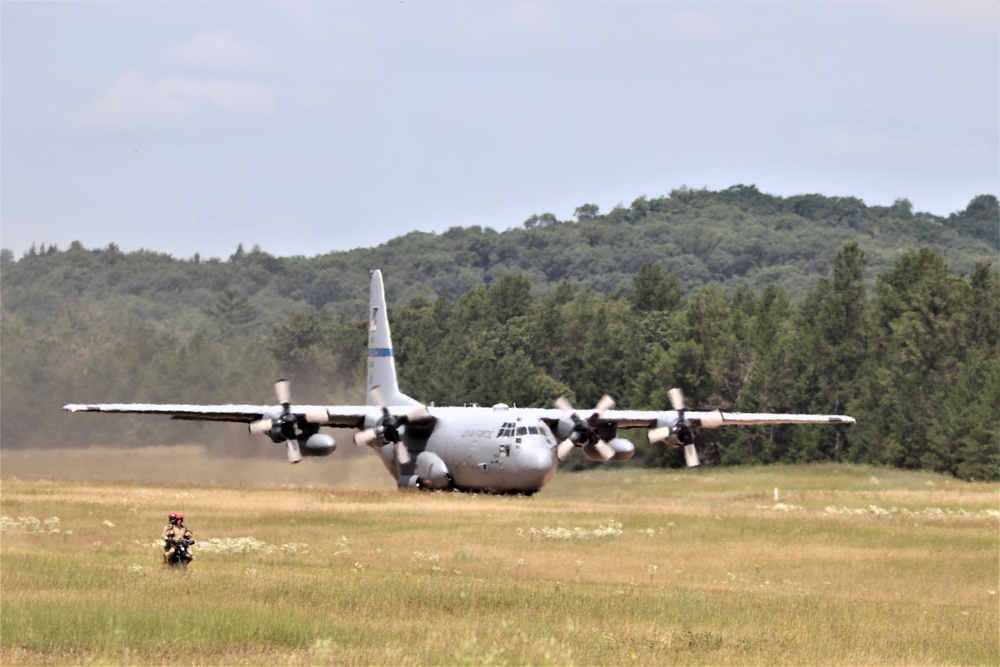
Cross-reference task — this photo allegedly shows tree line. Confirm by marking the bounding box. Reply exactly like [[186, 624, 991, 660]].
[[2, 243, 996, 481]]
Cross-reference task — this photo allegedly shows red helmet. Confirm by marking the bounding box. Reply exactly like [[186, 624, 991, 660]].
[[169, 512, 183, 522]]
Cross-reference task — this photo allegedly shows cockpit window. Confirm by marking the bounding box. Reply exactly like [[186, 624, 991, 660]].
[[528, 426, 539, 434], [516, 426, 527, 436], [496, 422, 518, 439]]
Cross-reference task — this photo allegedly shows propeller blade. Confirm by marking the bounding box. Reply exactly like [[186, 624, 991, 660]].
[[286, 439, 302, 464], [354, 429, 378, 447], [684, 444, 700, 467], [648, 426, 672, 444], [249, 419, 273, 434], [554, 396, 574, 416], [556, 438, 576, 460], [594, 439, 615, 461], [275, 379, 291, 406], [594, 394, 615, 416], [304, 408, 329, 424], [395, 441, 411, 466], [668, 387, 685, 412], [699, 410, 725, 429]]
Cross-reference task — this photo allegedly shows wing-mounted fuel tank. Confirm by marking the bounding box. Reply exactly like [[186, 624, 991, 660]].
[[298, 433, 336, 457]]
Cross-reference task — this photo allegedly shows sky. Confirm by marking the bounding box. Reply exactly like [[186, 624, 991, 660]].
[[2, 1, 997, 261]]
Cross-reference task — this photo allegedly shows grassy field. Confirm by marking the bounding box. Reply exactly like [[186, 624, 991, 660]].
[[1, 447, 998, 665]]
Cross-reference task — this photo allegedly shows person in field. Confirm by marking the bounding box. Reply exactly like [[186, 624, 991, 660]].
[[162, 512, 194, 564]]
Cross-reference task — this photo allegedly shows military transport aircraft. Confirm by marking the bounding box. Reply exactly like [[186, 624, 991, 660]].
[[64, 270, 856, 494]]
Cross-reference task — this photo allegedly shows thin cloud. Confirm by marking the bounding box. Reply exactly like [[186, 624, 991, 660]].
[[166, 30, 263, 73], [83, 69, 274, 131]]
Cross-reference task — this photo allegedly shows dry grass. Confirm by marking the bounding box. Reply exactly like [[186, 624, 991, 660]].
[[1, 448, 997, 665]]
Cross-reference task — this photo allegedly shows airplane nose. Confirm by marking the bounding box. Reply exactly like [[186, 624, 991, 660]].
[[518, 445, 557, 490]]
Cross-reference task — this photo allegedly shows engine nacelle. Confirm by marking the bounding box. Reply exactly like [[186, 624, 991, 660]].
[[414, 451, 452, 489], [649, 416, 686, 448], [297, 433, 336, 457], [581, 437, 636, 462], [555, 416, 577, 442]]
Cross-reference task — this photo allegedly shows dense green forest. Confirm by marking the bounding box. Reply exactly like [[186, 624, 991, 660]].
[[1, 186, 997, 480], [2, 186, 996, 330]]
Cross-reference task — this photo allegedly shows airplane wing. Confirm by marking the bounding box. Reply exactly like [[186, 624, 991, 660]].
[[64, 403, 273, 423], [519, 408, 854, 430], [63, 403, 378, 429], [521, 397, 855, 467], [597, 409, 856, 429]]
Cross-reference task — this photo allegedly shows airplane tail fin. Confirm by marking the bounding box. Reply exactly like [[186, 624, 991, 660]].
[[366, 270, 420, 407]]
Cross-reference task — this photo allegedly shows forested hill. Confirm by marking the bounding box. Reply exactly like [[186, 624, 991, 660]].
[[2, 186, 996, 329]]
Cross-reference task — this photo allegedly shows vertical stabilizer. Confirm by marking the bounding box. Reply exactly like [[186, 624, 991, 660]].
[[367, 270, 419, 407]]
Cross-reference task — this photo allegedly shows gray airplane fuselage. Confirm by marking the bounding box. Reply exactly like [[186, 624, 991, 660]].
[[369, 406, 558, 493]]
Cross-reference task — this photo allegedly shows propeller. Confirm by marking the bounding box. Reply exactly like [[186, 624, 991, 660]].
[[648, 387, 700, 467], [352, 386, 429, 466], [247, 379, 327, 464], [554, 395, 615, 461]]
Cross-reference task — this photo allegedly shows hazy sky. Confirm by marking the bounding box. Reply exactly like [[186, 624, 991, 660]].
[[2, 1, 997, 260]]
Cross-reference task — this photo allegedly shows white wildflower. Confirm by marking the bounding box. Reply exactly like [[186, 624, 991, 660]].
[[197, 537, 275, 554], [823, 505, 998, 520], [593, 521, 624, 537], [0, 516, 48, 533], [334, 535, 351, 556], [102, 520, 115, 529], [528, 520, 623, 541], [23, 516, 42, 532], [760, 503, 803, 512]]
